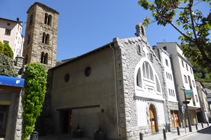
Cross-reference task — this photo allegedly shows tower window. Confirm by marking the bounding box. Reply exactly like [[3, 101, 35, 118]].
[[29, 15, 33, 25], [44, 13, 52, 26], [165, 59, 168, 66], [27, 34, 30, 45], [42, 33, 49, 44], [25, 55, 28, 64], [41, 52, 44, 63], [48, 15, 52, 26], [44, 53, 48, 64], [45, 13, 48, 24], [41, 52, 48, 64]]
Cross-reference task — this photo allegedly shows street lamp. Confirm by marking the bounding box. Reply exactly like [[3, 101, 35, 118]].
[[180, 86, 192, 132]]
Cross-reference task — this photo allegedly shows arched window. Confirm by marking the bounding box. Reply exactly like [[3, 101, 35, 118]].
[[27, 34, 30, 45], [25, 55, 28, 64], [41, 52, 44, 63], [45, 13, 48, 24], [29, 15, 33, 25], [42, 32, 46, 43], [48, 15, 52, 26], [143, 62, 146, 78], [137, 68, 142, 88], [156, 76, 161, 92], [142, 61, 154, 81], [44, 53, 48, 64], [45, 34, 49, 44]]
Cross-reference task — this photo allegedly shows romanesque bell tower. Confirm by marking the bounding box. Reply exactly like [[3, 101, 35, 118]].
[[23, 2, 59, 70]]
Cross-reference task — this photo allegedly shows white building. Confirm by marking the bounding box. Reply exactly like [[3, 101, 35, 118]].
[[196, 81, 210, 123], [0, 17, 24, 58], [153, 47, 179, 128], [157, 42, 200, 126]]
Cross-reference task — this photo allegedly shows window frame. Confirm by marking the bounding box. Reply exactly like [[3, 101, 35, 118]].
[[5, 29, 11, 35]]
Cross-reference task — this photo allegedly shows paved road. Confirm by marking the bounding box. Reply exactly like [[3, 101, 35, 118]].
[[178, 126, 211, 140]]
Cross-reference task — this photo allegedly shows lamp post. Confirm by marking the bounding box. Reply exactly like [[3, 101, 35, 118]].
[[181, 86, 192, 132]]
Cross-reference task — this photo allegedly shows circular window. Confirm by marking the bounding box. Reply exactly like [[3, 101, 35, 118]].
[[84, 67, 91, 77], [64, 74, 70, 82]]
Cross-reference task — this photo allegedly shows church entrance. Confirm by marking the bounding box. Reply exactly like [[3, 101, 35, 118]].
[[171, 110, 179, 127], [60, 110, 72, 133], [149, 105, 157, 133]]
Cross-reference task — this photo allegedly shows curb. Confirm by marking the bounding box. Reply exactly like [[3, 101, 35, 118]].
[[172, 126, 211, 140]]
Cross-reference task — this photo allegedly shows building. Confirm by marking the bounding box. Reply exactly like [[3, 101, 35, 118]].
[[44, 23, 174, 140], [205, 88, 211, 122], [23, 2, 59, 70], [0, 75, 25, 140], [195, 81, 210, 123], [0, 18, 24, 58], [157, 42, 200, 126], [153, 47, 179, 128]]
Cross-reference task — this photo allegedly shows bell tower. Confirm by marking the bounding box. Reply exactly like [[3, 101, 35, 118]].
[[23, 2, 59, 70]]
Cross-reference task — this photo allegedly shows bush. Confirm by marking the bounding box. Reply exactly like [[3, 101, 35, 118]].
[[4, 42, 14, 59], [0, 53, 17, 77], [22, 63, 47, 140], [0, 41, 4, 54]]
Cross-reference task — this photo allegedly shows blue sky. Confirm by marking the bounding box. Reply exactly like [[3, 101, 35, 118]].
[[1, 0, 210, 61]]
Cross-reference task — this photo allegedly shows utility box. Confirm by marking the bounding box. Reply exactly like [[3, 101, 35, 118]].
[[31, 131, 38, 140]]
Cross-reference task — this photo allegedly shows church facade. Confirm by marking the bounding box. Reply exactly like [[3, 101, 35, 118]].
[[48, 23, 174, 139]]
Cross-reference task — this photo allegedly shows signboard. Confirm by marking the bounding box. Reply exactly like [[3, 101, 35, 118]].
[[185, 90, 193, 100], [0, 76, 25, 87], [182, 106, 185, 114]]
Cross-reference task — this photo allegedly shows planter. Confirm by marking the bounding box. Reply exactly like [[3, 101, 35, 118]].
[[73, 131, 83, 138], [94, 132, 105, 140]]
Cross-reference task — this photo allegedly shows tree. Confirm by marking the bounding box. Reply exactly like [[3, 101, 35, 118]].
[[0, 53, 17, 77], [138, 0, 211, 70], [22, 63, 47, 140], [4, 42, 14, 59], [0, 41, 4, 54]]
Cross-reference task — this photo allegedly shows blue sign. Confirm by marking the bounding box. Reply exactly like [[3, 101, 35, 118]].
[[182, 106, 185, 114], [185, 90, 192, 100], [0, 76, 25, 87]]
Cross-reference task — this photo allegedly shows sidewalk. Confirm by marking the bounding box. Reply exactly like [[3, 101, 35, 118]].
[[38, 123, 211, 140], [144, 123, 211, 140]]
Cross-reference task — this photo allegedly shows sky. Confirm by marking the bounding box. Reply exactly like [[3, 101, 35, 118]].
[[0, 0, 210, 62]]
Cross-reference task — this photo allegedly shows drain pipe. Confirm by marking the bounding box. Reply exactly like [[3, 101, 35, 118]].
[[109, 44, 120, 140]]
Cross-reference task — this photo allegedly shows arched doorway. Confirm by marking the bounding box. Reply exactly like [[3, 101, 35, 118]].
[[149, 104, 157, 133]]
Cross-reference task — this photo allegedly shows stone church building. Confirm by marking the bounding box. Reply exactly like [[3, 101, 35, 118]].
[[45, 23, 178, 140]]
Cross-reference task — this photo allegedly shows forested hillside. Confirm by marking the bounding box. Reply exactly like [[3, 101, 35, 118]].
[[191, 60, 211, 88]]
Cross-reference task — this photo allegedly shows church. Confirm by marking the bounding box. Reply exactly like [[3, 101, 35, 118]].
[[46, 23, 174, 139]]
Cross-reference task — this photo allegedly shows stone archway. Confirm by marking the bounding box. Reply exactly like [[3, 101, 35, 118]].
[[149, 104, 157, 133]]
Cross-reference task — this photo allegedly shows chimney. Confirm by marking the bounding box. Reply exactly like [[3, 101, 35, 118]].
[[17, 18, 19, 21]]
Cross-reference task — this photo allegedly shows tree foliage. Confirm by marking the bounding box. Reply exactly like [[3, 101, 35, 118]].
[[138, 0, 211, 70], [3, 42, 14, 59], [0, 41, 4, 54], [22, 63, 47, 140], [0, 53, 17, 77]]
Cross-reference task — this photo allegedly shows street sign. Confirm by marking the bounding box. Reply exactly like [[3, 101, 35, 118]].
[[182, 106, 185, 114], [185, 90, 193, 100]]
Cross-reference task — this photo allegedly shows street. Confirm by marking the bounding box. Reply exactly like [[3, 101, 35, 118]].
[[178, 126, 211, 140]]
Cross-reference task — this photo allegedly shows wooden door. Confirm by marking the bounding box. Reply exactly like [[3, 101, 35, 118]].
[[171, 111, 175, 128], [149, 105, 157, 133], [174, 111, 179, 127], [68, 110, 72, 133]]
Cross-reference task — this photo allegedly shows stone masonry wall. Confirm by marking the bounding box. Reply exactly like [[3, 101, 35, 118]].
[[113, 31, 167, 139], [23, 3, 59, 70]]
